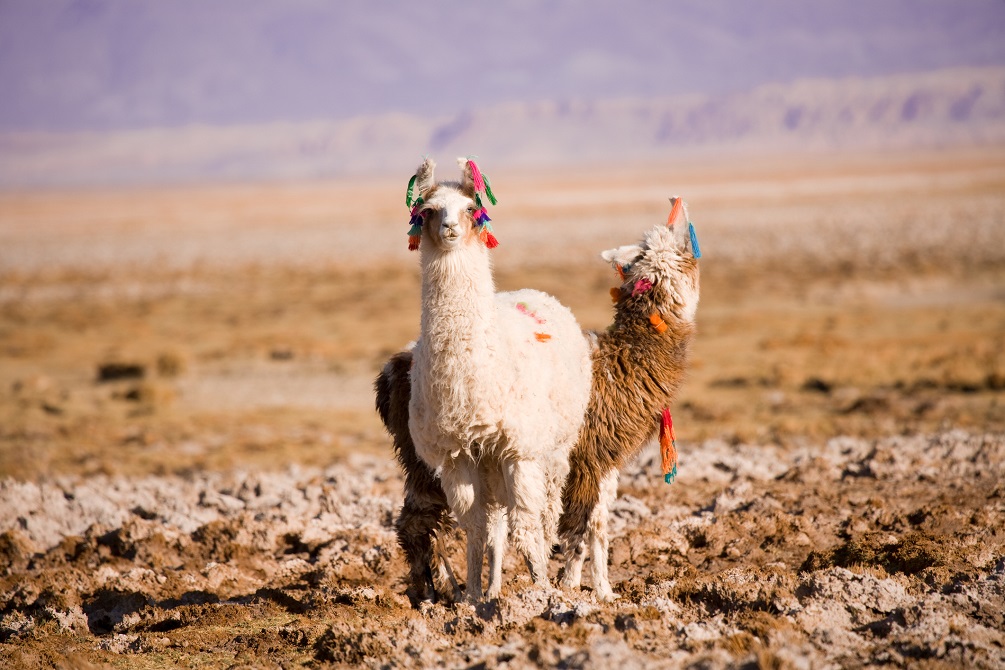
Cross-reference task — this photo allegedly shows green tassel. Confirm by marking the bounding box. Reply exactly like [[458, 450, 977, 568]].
[[405, 175, 417, 208], [474, 193, 483, 209], [483, 174, 498, 205], [407, 222, 422, 236]]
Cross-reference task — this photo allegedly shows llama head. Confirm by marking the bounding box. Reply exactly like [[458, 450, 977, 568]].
[[405, 157, 499, 252], [601, 196, 701, 323]]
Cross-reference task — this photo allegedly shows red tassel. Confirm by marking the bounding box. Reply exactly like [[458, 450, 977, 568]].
[[667, 197, 684, 228], [484, 230, 499, 248], [408, 235, 421, 251], [660, 408, 678, 484]]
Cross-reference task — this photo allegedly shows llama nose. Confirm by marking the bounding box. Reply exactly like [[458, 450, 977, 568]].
[[441, 220, 460, 239]]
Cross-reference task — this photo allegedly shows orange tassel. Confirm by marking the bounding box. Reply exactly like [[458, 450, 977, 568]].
[[610, 287, 621, 303], [667, 197, 684, 228], [534, 332, 551, 342], [408, 235, 421, 251], [660, 408, 678, 484], [649, 312, 667, 333]]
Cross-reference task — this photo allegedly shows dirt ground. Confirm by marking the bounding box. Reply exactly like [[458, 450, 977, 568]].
[[1, 149, 1004, 668]]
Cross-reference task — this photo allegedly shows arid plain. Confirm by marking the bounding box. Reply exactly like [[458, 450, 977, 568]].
[[1, 149, 1004, 668]]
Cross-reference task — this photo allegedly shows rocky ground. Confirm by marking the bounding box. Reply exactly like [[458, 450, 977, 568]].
[[1, 150, 1003, 668]]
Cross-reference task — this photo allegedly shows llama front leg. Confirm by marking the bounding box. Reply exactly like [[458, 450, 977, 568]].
[[439, 457, 487, 601], [587, 470, 620, 602], [485, 504, 508, 599], [504, 458, 550, 586]]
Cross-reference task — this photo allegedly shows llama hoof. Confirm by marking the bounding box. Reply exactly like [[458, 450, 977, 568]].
[[560, 574, 583, 590], [594, 589, 620, 603]]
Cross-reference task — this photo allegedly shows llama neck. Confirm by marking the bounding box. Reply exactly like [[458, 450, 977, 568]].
[[418, 246, 497, 359]]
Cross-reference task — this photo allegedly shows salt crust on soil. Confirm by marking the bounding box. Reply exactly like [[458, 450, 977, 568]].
[[1, 431, 1003, 668]]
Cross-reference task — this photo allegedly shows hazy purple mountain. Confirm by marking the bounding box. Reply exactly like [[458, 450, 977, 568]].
[[1, 0, 1004, 132], [3, 67, 1002, 188]]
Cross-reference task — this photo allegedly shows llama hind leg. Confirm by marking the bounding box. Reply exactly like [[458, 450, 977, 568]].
[[394, 492, 442, 605], [503, 458, 550, 586], [440, 458, 487, 601], [587, 470, 620, 602], [542, 450, 570, 554], [561, 539, 587, 591]]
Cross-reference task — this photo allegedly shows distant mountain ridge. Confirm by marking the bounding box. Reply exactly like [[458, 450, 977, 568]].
[[2, 67, 1003, 188]]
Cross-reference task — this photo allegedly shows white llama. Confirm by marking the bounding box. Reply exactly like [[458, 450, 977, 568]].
[[406, 157, 592, 601]]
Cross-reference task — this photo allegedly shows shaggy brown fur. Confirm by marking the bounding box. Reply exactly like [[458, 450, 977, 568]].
[[374, 350, 455, 606], [558, 280, 695, 551]]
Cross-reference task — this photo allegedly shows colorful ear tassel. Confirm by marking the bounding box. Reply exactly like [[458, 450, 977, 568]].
[[406, 192, 424, 251], [688, 221, 702, 259], [405, 174, 417, 208], [467, 159, 500, 248], [666, 197, 684, 228], [659, 408, 678, 484]]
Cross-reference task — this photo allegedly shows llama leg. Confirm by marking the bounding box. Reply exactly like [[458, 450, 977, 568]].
[[561, 536, 588, 591], [484, 504, 508, 599], [440, 457, 486, 601], [394, 491, 441, 604], [587, 470, 620, 602], [504, 458, 550, 586], [542, 452, 570, 554], [433, 532, 463, 603]]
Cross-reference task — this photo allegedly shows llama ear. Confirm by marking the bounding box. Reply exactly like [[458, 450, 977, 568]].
[[414, 158, 436, 195], [457, 157, 476, 196], [600, 244, 643, 268], [667, 196, 695, 254]]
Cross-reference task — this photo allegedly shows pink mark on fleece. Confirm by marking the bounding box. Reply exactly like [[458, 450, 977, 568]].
[[516, 302, 547, 325]]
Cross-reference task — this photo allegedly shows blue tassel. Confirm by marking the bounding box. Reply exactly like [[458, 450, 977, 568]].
[[688, 221, 702, 259], [408, 213, 423, 236], [664, 464, 677, 485]]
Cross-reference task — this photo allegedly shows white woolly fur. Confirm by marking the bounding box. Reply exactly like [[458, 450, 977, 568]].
[[408, 158, 592, 600]]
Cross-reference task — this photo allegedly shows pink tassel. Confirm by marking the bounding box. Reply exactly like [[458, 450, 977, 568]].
[[632, 277, 653, 296], [467, 160, 486, 193]]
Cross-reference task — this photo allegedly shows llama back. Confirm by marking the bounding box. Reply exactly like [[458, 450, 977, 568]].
[[493, 289, 592, 452]]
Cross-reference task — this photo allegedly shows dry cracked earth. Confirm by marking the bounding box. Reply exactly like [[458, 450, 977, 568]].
[[1, 150, 1004, 668]]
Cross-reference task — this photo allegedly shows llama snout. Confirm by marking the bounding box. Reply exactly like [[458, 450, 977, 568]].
[[440, 219, 461, 241]]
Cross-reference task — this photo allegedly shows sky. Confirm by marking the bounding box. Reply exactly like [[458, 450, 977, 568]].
[[1, 0, 1004, 132]]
